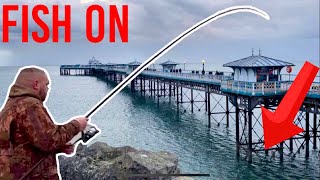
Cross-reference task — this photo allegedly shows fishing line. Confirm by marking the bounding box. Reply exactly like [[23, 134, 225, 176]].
[[84, 6, 270, 119]]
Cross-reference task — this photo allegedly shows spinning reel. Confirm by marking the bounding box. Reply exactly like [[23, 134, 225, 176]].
[[81, 125, 100, 143], [69, 124, 100, 145]]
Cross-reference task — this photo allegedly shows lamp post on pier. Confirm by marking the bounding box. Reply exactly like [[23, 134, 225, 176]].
[[183, 61, 186, 70], [202, 60, 205, 75]]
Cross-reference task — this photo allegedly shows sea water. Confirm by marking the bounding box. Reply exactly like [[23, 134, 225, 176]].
[[0, 66, 319, 179]]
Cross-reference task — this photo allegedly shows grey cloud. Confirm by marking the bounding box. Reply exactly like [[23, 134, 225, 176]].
[[0, 0, 318, 67], [126, 0, 319, 41]]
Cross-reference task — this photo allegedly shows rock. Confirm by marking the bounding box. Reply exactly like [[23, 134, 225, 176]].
[[59, 142, 180, 180]]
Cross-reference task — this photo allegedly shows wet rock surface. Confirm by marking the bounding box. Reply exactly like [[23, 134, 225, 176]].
[[59, 142, 180, 180]]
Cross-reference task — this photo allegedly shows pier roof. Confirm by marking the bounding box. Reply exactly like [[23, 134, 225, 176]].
[[160, 60, 179, 66], [223, 55, 294, 68], [128, 61, 142, 66], [88, 57, 101, 65]]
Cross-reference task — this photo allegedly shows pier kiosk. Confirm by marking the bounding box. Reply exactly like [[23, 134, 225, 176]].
[[128, 61, 142, 71], [222, 54, 295, 96], [88, 57, 102, 66], [160, 60, 179, 72], [223, 54, 294, 83]]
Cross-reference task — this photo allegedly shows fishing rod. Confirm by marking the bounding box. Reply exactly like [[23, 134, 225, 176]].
[[19, 6, 270, 180], [70, 5, 270, 145]]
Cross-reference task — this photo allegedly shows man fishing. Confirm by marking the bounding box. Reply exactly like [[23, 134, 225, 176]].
[[0, 67, 87, 179]]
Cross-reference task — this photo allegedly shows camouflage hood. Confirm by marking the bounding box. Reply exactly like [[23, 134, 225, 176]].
[[8, 84, 41, 101], [0, 84, 41, 142]]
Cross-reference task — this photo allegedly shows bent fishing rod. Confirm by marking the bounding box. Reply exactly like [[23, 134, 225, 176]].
[[20, 6, 269, 180], [70, 6, 270, 144]]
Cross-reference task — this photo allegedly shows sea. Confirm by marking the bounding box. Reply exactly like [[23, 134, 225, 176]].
[[0, 66, 319, 179]]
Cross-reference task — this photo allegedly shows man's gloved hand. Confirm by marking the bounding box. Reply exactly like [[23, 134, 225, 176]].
[[68, 116, 99, 146], [74, 117, 88, 131]]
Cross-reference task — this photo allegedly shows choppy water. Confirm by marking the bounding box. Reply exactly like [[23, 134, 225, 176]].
[[0, 66, 319, 179]]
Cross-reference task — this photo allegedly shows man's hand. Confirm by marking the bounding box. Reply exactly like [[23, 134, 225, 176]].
[[74, 117, 88, 131], [62, 142, 74, 155]]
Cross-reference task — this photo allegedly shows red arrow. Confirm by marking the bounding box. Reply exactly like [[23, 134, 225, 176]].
[[262, 61, 319, 149]]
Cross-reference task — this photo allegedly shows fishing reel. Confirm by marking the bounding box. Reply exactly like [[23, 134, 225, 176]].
[[69, 124, 100, 145], [81, 125, 100, 143]]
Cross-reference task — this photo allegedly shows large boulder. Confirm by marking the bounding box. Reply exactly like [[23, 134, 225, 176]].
[[59, 142, 180, 180]]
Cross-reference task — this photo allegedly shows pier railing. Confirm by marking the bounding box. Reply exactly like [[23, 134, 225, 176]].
[[104, 68, 128, 73], [61, 65, 95, 68], [221, 80, 320, 97], [140, 70, 233, 84], [103, 68, 233, 84], [60, 65, 319, 98]]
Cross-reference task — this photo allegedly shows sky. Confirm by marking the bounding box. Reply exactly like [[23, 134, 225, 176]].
[[0, 0, 319, 73]]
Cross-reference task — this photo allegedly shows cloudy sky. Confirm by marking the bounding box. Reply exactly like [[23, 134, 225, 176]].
[[0, 0, 319, 72]]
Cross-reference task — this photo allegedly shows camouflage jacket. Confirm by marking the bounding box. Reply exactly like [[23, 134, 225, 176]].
[[0, 84, 81, 180]]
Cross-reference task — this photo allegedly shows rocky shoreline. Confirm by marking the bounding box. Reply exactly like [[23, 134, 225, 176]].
[[59, 142, 181, 180]]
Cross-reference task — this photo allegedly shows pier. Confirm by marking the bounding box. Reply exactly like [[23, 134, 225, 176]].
[[60, 55, 320, 163]]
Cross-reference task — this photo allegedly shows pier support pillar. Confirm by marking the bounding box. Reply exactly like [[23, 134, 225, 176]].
[[205, 90, 208, 112], [235, 97, 240, 157], [157, 79, 160, 105], [313, 108, 317, 149], [140, 77, 143, 95], [180, 86, 183, 104], [153, 80, 156, 99], [248, 99, 253, 163], [306, 109, 310, 158], [169, 82, 172, 103], [280, 142, 284, 162], [191, 88, 194, 113], [290, 138, 293, 152], [161, 82, 163, 97], [163, 82, 166, 97], [176, 85, 179, 112], [143, 77, 146, 96], [150, 79, 153, 97], [226, 96, 229, 128], [131, 80, 135, 92], [264, 99, 269, 156], [207, 91, 211, 128]]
